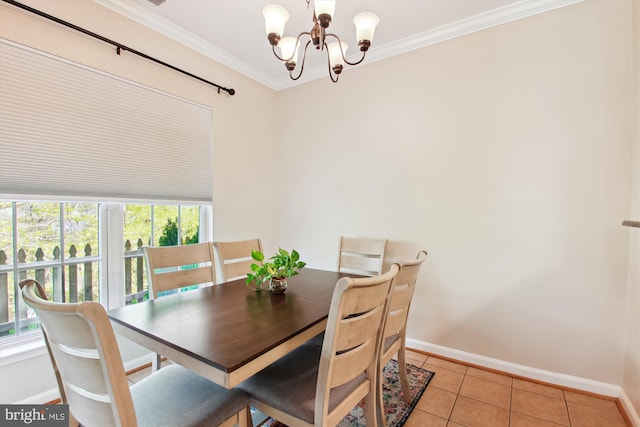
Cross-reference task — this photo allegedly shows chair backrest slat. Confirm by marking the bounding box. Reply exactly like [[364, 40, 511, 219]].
[[337, 236, 388, 276], [213, 238, 263, 282], [330, 336, 377, 388], [222, 261, 255, 283], [150, 266, 217, 292], [143, 242, 217, 299]]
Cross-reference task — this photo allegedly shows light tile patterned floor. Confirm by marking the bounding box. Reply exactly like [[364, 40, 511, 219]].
[[126, 352, 631, 427], [402, 350, 630, 427]]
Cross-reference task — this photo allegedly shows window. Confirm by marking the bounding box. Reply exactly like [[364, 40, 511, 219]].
[[122, 204, 203, 304], [0, 40, 214, 349], [0, 200, 211, 343]]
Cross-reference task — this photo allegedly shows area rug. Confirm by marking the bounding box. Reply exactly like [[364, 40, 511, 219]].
[[258, 359, 435, 427]]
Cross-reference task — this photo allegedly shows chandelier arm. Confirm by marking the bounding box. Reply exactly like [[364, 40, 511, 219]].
[[325, 43, 340, 83], [342, 51, 366, 66], [271, 45, 286, 61], [324, 32, 368, 66], [289, 40, 312, 81], [271, 32, 312, 62]]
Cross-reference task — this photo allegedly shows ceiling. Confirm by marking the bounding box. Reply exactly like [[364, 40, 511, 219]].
[[95, 0, 582, 91]]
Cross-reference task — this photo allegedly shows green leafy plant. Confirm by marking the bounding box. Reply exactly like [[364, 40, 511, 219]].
[[246, 248, 306, 290]]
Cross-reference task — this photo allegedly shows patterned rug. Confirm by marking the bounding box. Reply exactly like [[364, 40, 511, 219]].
[[258, 359, 435, 427]]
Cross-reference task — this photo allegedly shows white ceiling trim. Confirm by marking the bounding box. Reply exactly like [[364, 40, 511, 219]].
[[369, 0, 585, 63], [280, 0, 585, 91], [94, 0, 584, 91], [93, 0, 273, 87]]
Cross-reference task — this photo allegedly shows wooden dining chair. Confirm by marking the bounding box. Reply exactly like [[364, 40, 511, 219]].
[[306, 237, 387, 349], [237, 263, 399, 427], [337, 236, 388, 276], [213, 238, 263, 282], [19, 278, 252, 427], [143, 242, 217, 370], [377, 251, 428, 425], [18, 279, 79, 425], [143, 242, 218, 299]]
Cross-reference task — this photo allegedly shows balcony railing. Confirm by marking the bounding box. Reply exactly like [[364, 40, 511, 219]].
[[125, 238, 147, 305], [0, 239, 147, 337]]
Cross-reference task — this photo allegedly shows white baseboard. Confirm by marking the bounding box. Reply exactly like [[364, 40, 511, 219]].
[[407, 339, 620, 395], [620, 389, 640, 427], [123, 352, 154, 373], [407, 339, 639, 426], [14, 388, 59, 405]]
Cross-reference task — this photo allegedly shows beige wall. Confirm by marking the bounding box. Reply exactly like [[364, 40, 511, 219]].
[[0, 0, 637, 417], [0, 0, 280, 402], [623, 0, 640, 414], [276, 0, 634, 389]]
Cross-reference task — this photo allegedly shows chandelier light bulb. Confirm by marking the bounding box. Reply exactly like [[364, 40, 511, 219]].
[[314, 0, 335, 28], [278, 37, 300, 69], [328, 41, 348, 70], [353, 12, 380, 50], [263, 5, 289, 45]]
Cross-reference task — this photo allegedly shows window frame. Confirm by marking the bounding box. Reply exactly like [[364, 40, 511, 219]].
[[0, 199, 212, 362]]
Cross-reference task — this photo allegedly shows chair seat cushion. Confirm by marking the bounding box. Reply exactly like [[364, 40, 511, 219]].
[[237, 344, 365, 424], [131, 364, 249, 427], [304, 332, 324, 347]]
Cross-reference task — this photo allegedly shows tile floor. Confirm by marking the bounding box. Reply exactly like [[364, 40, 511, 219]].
[[402, 350, 630, 427], [126, 352, 631, 427]]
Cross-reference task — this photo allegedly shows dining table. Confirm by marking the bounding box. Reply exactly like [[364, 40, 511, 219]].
[[108, 268, 355, 389]]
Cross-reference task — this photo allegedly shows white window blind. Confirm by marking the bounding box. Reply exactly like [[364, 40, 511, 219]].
[[0, 40, 213, 202]]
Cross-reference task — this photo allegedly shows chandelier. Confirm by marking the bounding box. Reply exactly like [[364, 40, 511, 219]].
[[262, 0, 380, 82]]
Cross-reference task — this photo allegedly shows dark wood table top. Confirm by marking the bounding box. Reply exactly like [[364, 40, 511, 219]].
[[108, 268, 352, 388]]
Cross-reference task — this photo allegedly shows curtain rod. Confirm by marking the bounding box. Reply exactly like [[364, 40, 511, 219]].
[[2, 0, 236, 96]]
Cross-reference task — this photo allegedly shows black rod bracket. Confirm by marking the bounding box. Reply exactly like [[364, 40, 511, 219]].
[[2, 0, 236, 96]]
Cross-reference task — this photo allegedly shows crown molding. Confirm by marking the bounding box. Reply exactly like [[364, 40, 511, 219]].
[[93, 0, 278, 88], [367, 0, 585, 63], [271, 0, 586, 90], [94, 0, 584, 91]]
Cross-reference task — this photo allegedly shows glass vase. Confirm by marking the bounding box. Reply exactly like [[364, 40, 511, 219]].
[[269, 277, 287, 294]]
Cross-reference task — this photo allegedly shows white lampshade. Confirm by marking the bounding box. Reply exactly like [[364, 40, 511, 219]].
[[327, 41, 348, 68], [278, 37, 300, 63], [263, 5, 289, 37], [314, 0, 335, 19], [353, 12, 380, 42]]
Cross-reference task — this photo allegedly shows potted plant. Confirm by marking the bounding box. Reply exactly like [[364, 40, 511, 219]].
[[246, 248, 306, 293]]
